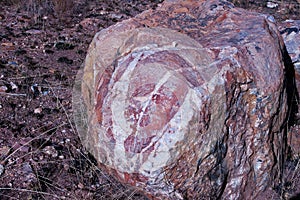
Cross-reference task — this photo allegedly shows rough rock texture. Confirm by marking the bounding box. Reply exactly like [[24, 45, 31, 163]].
[[279, 20, 300, 68], [279, 20, 300, 159], [73, 0, 298, 199], [279, 20, 300, 96]]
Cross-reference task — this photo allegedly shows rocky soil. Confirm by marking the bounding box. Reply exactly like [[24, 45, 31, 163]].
[[0, 0, 299, 199]]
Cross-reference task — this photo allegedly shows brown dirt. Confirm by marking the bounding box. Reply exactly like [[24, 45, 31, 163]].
[[0, 0, 299, 199]]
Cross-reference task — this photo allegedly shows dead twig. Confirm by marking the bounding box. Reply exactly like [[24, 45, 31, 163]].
[[0, 92, 27, 97]]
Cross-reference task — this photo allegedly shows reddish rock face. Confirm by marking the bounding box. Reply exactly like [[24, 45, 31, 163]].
[[73, 0, 298, 199]]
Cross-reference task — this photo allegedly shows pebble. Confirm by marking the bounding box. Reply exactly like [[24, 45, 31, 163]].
[[10, 81, 18, 90], [267, 15, 276, 23], [78, 182, 84, 189], [25, 29, 42, 35], [267, 2, 278, 9], [7, 61, 18, 67], [34, 107, 42, 114], [0, 146, 10, 156], [0, 85, 8, 92], [43, 146, 58, 157], [0, 164, 4, 176]]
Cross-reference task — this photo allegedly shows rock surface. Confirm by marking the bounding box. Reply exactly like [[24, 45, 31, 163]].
[[279, 20, 300, 159], [279, 20, 300, 68], [279, 20, 300, 95], [73, 0, 298, 199]]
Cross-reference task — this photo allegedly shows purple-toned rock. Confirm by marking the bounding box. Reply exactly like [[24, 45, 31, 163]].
[[279, 20, 300, 66], [279, 20, 300, 92], [73, 0, 298, 199], [279, 20, 300, 159]]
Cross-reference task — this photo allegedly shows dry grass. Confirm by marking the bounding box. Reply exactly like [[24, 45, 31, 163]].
[[52, 0, 74, 15], [1, 0, 74, 16]]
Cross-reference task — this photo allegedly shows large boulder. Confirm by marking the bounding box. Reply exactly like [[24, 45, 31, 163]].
[[73, 0, 298, 199]]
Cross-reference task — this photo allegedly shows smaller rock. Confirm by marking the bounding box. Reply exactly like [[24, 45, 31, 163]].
[[1, 42, 15, 51], [10, 82, 18, 90], [38, 155, 44, 160], [99, 10, 108, 15], [279, 20, 300, 64], [21, 163, 37, 187], [267, 1, 278, 9], [34, 107, 42, 114], [109, 13, 124, 20], [7, 61, 18, 68], [0, 146, 10, 158], [0, 85, 8, 92], [22, 162, 33, 174], [25, 29, 42, 35], [44, 49, 54, 54], [0, 164, 4, 176], [43, 146, 58, 157], [78, 182, 84, 189], [30, 83, 45, 96]]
